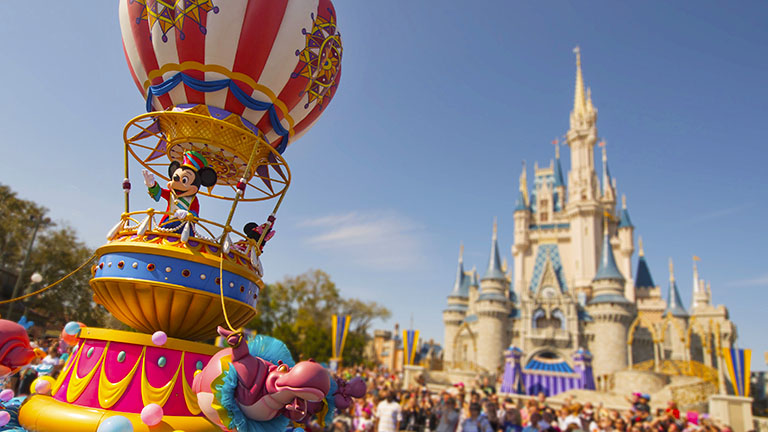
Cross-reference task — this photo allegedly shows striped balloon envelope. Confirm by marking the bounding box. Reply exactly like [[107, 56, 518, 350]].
[[119, 0, 342, 154]]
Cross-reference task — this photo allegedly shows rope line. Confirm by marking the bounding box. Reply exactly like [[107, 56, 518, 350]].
[[0, 252, 98, 305]]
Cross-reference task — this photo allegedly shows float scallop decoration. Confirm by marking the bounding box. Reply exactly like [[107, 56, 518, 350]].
[[18, 328, 219, 432]]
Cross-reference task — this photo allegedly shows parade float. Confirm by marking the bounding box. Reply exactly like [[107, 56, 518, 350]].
[[0, 1, 364, 431]]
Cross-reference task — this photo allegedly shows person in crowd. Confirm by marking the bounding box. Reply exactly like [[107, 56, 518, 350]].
[[580, 402, 598, 432], [436, 397, 460, 432], [356, 407, 375, 432], [665, 401, 680, 421], [459, 403, 493, 432], [375, 390, 402, 432], [483, 398, 500, 432]]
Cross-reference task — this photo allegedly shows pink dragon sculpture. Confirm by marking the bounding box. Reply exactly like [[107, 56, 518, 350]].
[[193, 327, 366, 431], [0, 319, 44, 377]]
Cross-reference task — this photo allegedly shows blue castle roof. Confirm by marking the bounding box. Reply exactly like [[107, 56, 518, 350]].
[[515, 190, 529, 211], [449, 246, 470, 298], [554, 154, 565, 188], [635, 255, 655, 288], [484, 222, 506, 280], [593, 231, 625, 282], [618, 208, 633, 228], [666, 279, 688, 318]]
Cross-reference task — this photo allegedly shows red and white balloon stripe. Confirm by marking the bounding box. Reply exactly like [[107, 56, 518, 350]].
[[119, 0, 342, 153]]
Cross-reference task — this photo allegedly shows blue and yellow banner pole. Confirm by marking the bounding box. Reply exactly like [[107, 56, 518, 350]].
[[722, 347, 752, 396], [331, 314, 351, 370], [403, 329, 420, 366]]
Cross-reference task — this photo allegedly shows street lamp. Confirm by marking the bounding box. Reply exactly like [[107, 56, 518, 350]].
[[22, 272, 43, 319], [6, 215, 50, 320]]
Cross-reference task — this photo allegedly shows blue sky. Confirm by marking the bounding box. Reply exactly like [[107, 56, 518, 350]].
[[1, 2, 767, 368]]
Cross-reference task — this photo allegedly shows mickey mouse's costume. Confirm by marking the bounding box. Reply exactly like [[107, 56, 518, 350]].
[[142, 150, 217, 229]]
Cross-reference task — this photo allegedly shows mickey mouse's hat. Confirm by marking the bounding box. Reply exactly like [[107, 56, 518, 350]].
[[182, 150, 209, 172]]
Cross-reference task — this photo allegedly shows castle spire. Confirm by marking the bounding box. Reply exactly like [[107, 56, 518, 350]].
[[516, 162, 529, 211], [450, 244, 468, 298], [594, 223, 624, 282], [553, 140, 565, 188], [573, 46, 587, 117], [693, 256, 700, 294], [618, 195, 633, 228], [666, 258, 688, 317], [634, 236, 655, 289], [484, 218, 505, 280]]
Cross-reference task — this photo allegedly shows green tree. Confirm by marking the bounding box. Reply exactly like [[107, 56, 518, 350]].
[[248, 269, 390, 365], [0, 185, 49, 272], [0, 184, 109, 328], [24, 226, 108, 327]]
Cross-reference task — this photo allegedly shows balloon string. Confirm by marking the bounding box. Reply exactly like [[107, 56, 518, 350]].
[[0, 253, 98, 305], [218, 249, 237, 332], [218, 140, 262, 333]]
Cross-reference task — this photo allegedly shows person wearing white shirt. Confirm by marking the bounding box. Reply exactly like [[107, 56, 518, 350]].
[[376, 391, 402, 432]]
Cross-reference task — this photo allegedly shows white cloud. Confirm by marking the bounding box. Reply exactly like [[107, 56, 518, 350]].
[[297, 210, 428, 271]]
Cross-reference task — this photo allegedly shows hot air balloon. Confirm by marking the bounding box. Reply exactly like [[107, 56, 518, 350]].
[[19, 1, 345, 431], [87, 0, 344, 341]]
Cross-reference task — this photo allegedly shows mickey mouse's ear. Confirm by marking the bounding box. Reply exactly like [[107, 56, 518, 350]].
[[243, 222, 259, 239], [168, 161, 181, 178], [198, 167, 217, 187]]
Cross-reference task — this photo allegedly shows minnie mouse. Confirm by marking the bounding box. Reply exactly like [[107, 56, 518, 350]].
[[142, 150, 217, 228]]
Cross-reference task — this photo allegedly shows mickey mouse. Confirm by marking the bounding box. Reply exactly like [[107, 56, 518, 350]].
[[142, 150, 217, 229]]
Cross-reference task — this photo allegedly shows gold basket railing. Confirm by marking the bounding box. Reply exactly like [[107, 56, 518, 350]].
[[104, 208, 266, 276]]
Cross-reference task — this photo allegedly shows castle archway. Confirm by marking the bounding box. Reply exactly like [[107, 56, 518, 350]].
[[452, 322, 478, 370]]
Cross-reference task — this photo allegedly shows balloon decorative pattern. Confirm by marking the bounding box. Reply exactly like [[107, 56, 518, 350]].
[[293, 9, 343, 110], [131, 0, 220, 43]]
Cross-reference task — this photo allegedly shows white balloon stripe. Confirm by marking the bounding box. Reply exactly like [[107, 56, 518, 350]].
[[240, 88, 273, 136], [119, 1, 148, 97], [256, 0, 319, 109], [152, 18, 187, 107], [204, 0, 249, 109]]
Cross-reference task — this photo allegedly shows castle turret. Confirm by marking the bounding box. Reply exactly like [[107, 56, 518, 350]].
[[476, 219, 510, 375], [513, 163, 532, 297], [691, 258, 710, 310], [586, 226, 634, 376], [554, 142, 566, 211], [565, 47, 602, 296], [664, 259, 689, 361], [443, 244, 469, 369], [600, 144, 615, 204], [634, 238, 655, 292], [617, 195, 635, 301]]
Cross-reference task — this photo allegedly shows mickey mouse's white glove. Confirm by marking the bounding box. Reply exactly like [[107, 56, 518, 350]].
[[142, 169, 156, 187], [174, 209, 188, 220]]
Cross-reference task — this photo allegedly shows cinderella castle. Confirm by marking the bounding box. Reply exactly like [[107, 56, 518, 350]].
[[441, 50, 737, 392]]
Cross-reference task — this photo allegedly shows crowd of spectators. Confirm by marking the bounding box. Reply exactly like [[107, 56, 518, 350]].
[[1, 337, 69, 396], [0, 347, 744, 432], [324, 367, 739, 432]]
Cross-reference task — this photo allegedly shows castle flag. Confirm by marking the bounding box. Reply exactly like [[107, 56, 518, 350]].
[[403, 329, 419, 366], [331, 314, 351, 360], [722, 347, 751, 396]]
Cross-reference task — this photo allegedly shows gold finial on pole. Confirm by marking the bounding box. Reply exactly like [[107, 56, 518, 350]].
[[638, 236, 644, 257], [622, 194, 627, 209], [459, 243, 464, 263], [493, 217, 498, 240]]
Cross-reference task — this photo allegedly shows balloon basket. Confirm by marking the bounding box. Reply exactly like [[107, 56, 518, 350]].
[[18, 328, 221, 432], [91, 221, 262, 340]]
